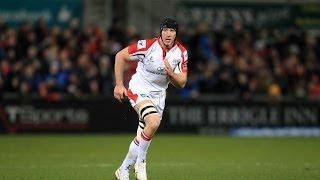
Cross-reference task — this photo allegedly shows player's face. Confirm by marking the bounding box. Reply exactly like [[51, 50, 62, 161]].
[[161, 28, 176, 48]]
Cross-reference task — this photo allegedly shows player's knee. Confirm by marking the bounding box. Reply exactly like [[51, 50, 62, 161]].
[[137, 101, 158, 122], [149, 120, 160, 131], [145, 115, 161, 131], [135, 101, 161, 132]]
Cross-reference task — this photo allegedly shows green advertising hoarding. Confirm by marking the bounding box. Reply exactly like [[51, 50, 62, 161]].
[[177, 2, 320, 29], [294, 3, 320, 28], [0, 0, 82, 27]]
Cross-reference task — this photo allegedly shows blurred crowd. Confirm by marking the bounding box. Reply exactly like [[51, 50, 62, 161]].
[[0, 18, 320, 100], [178, 22, 320, 100], [0, 18, 134, 100]]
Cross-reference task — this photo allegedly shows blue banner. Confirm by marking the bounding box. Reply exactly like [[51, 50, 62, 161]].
[[0, 0, 82, 27]]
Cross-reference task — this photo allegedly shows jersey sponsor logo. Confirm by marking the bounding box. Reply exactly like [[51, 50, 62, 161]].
[[140, 94, 150, 98], [146, 69, 166, 75], [146, 67, 166, 75], [137, 40, 146, 50], [157, 67, 165, 72]]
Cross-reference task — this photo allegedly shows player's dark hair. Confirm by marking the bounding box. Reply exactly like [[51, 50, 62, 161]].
[[160, 17, 178, 34]]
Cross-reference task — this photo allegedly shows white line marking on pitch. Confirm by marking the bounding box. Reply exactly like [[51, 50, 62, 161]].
[[0, 162, 198, 169]]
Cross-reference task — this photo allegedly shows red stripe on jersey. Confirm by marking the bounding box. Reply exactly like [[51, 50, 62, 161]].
[[177, 42, 188, 73], [127, 89, 138, 103], [162, 48, 166, 60], [124, 61, 137, 87], [177, 42, 187, 52], [157, 37, 167, 61], [128, 38, 157, 55], [157, 37, 176, 61]]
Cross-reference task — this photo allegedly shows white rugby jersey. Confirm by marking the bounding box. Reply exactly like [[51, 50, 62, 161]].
[[127, 37, 188, 92]]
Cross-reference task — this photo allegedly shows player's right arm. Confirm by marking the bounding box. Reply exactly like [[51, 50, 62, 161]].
[[114, 39, 152, 102], [114, 47, 130, 102]]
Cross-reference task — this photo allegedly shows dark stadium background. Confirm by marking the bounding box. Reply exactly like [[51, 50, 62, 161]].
[[0, 1, 320, 179], [1, 0, 320, 135]]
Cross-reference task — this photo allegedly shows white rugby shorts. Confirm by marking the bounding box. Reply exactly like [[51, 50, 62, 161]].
[[127, 88, 166, 119]]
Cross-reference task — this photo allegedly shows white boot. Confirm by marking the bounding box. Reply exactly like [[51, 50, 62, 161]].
[[114, 168, 129, 180], [134, 161, 147, 180]]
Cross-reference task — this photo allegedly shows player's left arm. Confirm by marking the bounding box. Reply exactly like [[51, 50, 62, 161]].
[[165, 64, 187, 88], [164, 54, 188, 88]]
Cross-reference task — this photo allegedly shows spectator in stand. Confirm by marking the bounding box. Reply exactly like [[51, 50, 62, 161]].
[[0, 18, 319, 100]]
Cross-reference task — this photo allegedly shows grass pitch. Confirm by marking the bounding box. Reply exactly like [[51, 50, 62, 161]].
[[0, 134, 319, 180]]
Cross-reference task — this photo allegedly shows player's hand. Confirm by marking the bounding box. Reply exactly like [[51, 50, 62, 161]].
[[164, 59, 174, 77], [113, 84, 128, 102]]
